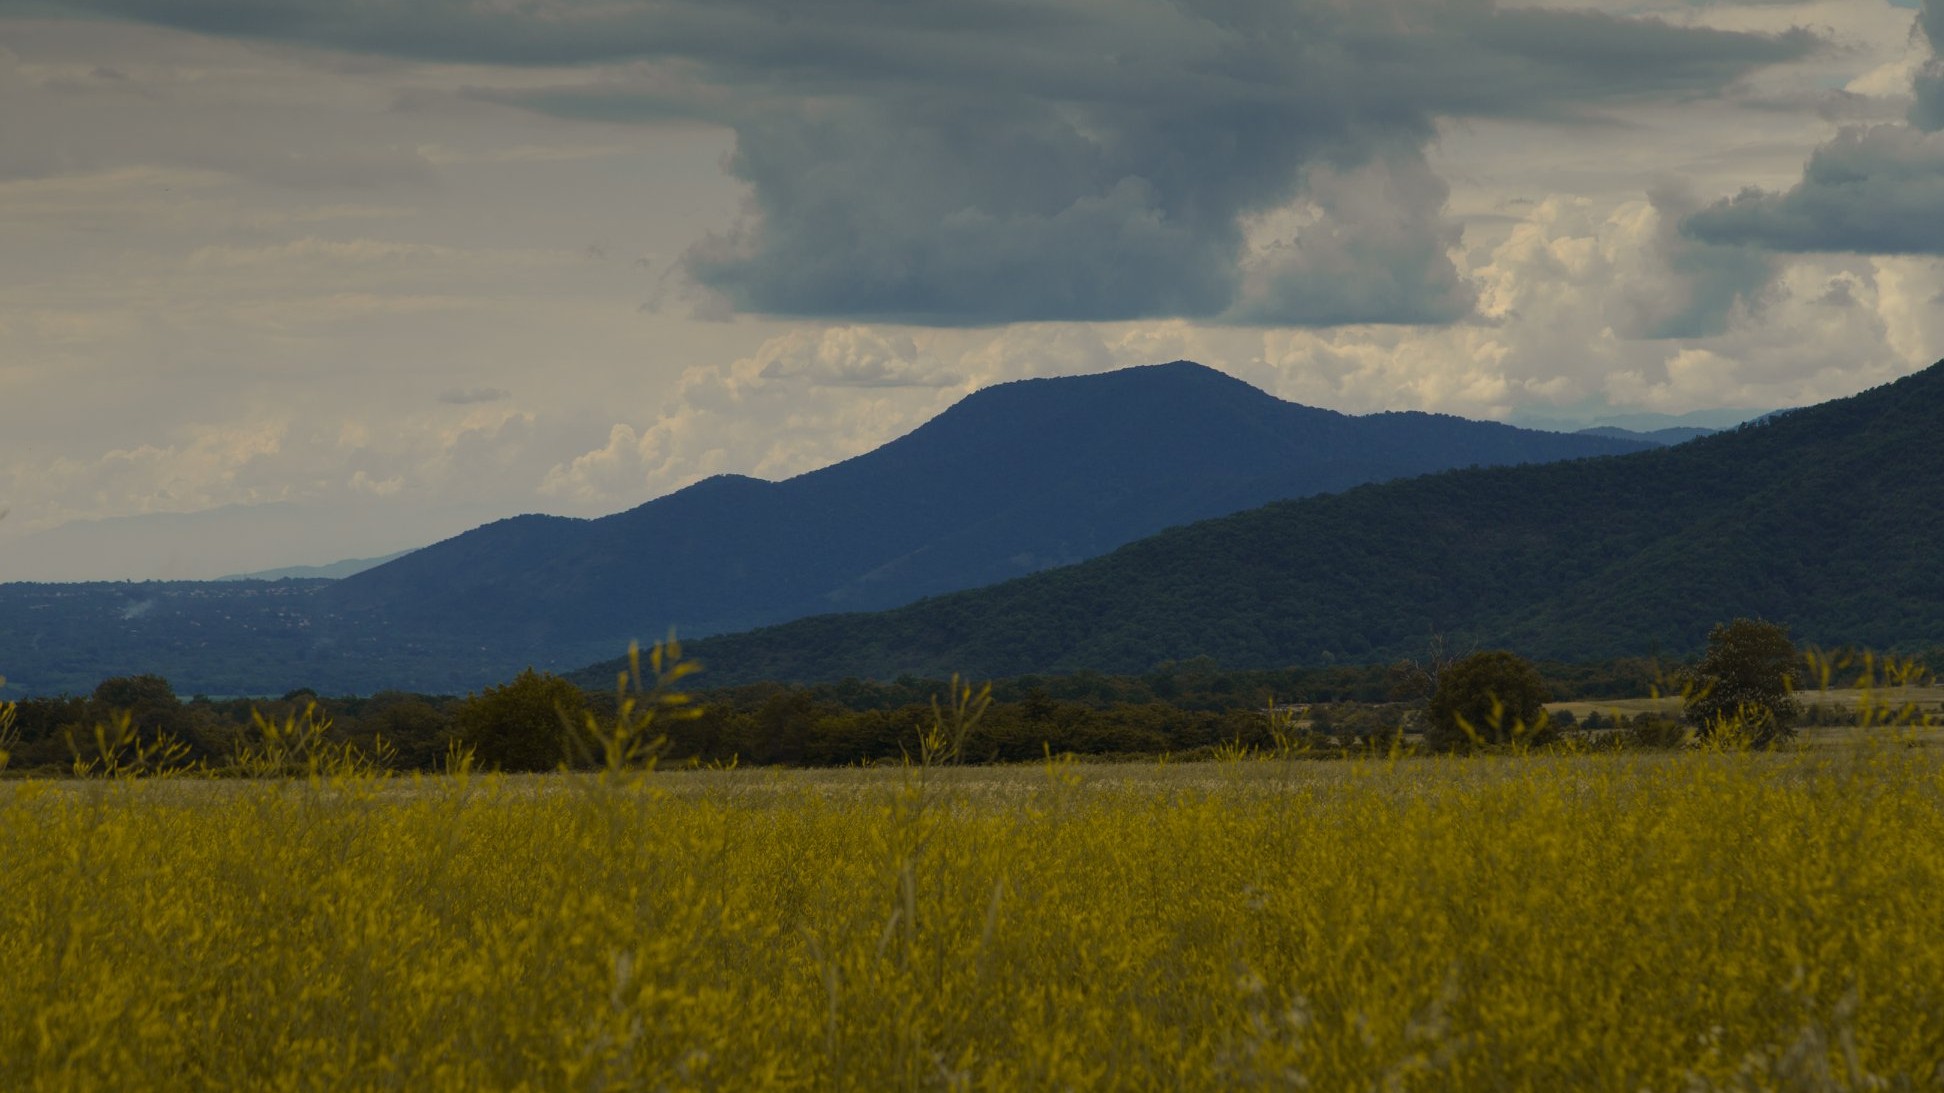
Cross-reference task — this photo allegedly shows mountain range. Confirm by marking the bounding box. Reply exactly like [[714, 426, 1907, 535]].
[[609, 359, 1944, 687], [0, 362, 1646, 695], [321, 362, 1649, 643], [1575, 425, 1717, 446], [217, 551, 411, 582]]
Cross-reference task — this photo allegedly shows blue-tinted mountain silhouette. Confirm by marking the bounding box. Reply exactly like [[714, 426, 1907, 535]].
[[324, 361, 1646, 655], [0, 362, 1648, 694], [632, 359, 1944, 685]]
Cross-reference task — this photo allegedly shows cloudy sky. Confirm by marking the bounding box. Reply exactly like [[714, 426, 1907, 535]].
[[2, 0, 1941, 579]]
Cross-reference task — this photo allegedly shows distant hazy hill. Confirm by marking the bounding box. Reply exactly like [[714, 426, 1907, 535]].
[[625, 360, 1944, 686], [322, 360, 1645, 655], [0, 501, 504, 583], [0, 361, 1645, 695], [217, 551, 410, 582], [1575, 425, 1716, 446]]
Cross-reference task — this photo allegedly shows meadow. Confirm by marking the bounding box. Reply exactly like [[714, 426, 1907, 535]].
[[1547, 683, 1944, 724], [4, 737, 1943, 1090]]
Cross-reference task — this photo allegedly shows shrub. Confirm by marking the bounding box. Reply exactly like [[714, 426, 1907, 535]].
[[1425, 651, 1553, 751], [1625, 715, 1688, 750], [1333, 706, 1404, 753]]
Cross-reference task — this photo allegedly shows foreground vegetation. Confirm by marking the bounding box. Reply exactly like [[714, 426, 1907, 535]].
[[2, 739, 1942, 1089], [10, 642, 1936, 774]]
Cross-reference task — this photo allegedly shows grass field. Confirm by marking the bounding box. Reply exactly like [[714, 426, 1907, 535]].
[[4, 737, 1943, 1090]]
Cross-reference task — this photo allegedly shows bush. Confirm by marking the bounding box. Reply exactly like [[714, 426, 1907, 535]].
[[1333, 705, 1404, 753], [1625, 715, 1688, 750], [1425, 651, 1553, 752], [451, 669, 585, 772]]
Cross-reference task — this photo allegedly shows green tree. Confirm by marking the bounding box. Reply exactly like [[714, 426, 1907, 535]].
[[91, 674, 188, 732], [1684, 618, 1799, 746], [361, 693, 453, 770], [87, 673, 218, 756], [451, 669, 585, 772], [1425, 651, 1552, 752]]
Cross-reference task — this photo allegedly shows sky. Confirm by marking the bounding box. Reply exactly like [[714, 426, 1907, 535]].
[[2, 0, 1941, 580]]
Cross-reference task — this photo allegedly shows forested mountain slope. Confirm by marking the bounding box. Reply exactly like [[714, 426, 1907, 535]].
[[0, 362, 1644, 694], [636, 360, 1944, 685], [328, 361, 1646, 640]]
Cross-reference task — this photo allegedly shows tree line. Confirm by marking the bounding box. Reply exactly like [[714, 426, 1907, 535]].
[[0, 620, 1919, 775]]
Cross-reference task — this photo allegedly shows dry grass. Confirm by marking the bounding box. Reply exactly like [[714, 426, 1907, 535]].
[[4, 739, 1943, 1089]]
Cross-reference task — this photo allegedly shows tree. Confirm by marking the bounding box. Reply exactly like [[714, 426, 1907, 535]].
[[92, 674, 188, 732], [362, 693, 453, 769], [1425, 651, 1552, 752], [88, 673, 211, 753], [451, 669, 585, 772], [1684, 618, 1799, 746]]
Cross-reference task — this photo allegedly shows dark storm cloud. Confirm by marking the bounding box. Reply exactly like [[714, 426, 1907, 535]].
[[1912, 2, 1944, 131], [12, 0, 1821, 324], [1683, 125, 1944, 254], [1631, 188, 1777, 339], [1914, 63, 1944, 131], [1682, 1, 1944, 255]]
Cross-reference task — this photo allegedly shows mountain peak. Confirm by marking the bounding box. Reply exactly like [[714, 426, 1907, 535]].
[[965, 359, 1262, 404], [0, 359, 1664, 695], [665, 356, 1944, 685]]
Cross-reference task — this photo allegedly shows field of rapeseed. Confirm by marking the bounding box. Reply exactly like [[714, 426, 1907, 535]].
[[3, 737, 1942, 1090]]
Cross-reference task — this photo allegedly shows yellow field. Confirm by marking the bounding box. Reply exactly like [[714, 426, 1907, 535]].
[[3, 741, 1942, 1091]]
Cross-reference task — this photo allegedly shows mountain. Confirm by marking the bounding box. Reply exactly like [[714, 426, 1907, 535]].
[[217, 551, 412, 582], [0, 362, 1646, 695], [1511, 407, 1768, 433], [1574, 425, 1716, 446], [0, 500, 507, 583], [620, 360, 1944, 686], [319, 362, 1645, 656]]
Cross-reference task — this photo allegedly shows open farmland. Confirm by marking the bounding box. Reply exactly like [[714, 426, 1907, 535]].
[[1548, 684, 1944, 724], [4, 743, 1942, 1089]]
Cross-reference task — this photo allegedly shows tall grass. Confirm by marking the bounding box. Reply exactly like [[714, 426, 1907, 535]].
[[2, 738, 1941, 1088]]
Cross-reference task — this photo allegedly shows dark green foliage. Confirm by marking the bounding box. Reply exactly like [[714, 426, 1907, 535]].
[[1327, 705, 1408, 752], [660, 358, 1944, 684], [1424, 651, 1551, 752], [358, 693, 453, 769], [84, 674, 221, 758], [2, 694, 88, 770], [0, 654, 1685, 775], [1684, 618, 1800, 745], [1626, 715, 1689, 750], [451, 669, 585, 772], [91, 673, 187, 730]]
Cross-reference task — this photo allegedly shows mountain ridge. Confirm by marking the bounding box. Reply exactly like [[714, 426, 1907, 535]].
[[322, 360, 1648, 653], [611, 360, 1944, 687], [1, 361, 1650, 695]]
